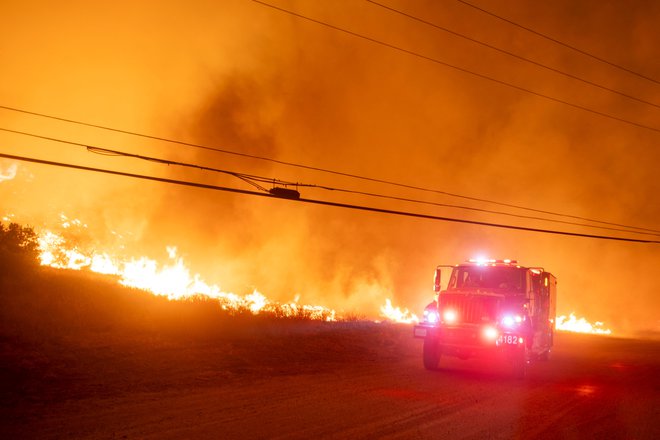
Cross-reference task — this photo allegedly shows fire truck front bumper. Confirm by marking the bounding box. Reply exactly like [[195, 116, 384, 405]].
[[416, 324, 526, 359]]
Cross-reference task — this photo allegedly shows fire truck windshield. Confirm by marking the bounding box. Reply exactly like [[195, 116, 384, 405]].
[[449, 266, 525, 293]]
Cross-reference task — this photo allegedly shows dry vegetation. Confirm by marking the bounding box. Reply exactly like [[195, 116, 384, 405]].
[[0, 259, 412, 412], [1, 265, 327, 340]]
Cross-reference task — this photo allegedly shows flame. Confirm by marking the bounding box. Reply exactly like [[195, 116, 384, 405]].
[[556, 313, 612, 335], [379, 299, 419, 324], [32, 220, 617, 330], [36, 223, 336, 321]]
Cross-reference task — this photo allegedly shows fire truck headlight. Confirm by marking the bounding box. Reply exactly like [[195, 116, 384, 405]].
[[443, 309, 457, 323], [424, 309, 439, 323], [483, 326, 498, 340]]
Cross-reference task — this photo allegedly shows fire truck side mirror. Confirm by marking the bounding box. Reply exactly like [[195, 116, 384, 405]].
[[433, 268, 441, 292]]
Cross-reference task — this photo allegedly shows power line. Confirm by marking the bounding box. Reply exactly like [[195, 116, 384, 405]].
[[87, 146, 276, 192], [367, 0, 660, 109], [250, 0, 660, 135], [90, 146, 274, 194], [3, 126, 659, 237], [1, 151, 658, 244], [0, 127, 305, 191], [456, 0, 660, 86], [1, 105, 658, 235], [82, 146, 660, 237]]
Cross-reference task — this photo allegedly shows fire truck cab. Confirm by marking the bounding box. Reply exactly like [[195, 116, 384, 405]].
[[413, 259, 557, 378]]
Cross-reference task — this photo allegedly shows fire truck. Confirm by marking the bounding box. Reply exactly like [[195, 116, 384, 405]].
[[413, 259, 557, 378]]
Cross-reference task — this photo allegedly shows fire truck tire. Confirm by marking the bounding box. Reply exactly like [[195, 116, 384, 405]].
[[422, 336, 441, 370], [538, 330, 553, 361]]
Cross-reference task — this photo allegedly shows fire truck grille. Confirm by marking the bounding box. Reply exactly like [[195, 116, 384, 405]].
[[440, 294, 499, 324]]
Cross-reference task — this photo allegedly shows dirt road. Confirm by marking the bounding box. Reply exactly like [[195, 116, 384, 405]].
[[2, 323, 659, 439]]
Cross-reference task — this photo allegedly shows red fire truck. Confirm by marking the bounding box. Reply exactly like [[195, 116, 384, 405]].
[[413, 259, 557, 378]]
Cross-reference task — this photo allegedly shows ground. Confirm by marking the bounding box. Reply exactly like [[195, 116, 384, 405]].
[[1, 322, 658, 439]]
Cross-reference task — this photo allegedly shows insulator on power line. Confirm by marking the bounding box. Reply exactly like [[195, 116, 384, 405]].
[[269, 187, 300, 200]]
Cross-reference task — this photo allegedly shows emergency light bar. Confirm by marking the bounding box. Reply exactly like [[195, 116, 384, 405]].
[[467, 258, 518, 265]]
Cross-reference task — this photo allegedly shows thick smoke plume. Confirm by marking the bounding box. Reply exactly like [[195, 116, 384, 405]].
[[1, 0, 658, 334]]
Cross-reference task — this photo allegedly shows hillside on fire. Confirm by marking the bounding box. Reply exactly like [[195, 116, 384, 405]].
[[2, 0, 659, 342], [2, 226, 659, 439], [0, 223, 355, 341]]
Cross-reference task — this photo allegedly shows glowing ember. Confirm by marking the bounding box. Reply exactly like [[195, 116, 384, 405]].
[[380, 299, 419, 324], [36, 227, 336, 321], [59, 213, 86, 229], [556, 313, 612, 335]]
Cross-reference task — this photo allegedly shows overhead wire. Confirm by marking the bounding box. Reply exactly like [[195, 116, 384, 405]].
[[2, 126, 659, 237], [1, 151, 658, 244], [0, 107, 658, 235], [455, 0, 660, 86], [366, 0, 660, 109], [250, 0, 660, 135], [83, 145, 660, 237], [1, 127, 278, 192], [88, 146, 271, 191]]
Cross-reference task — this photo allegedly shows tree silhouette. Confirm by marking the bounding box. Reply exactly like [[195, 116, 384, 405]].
[[0, 222, 39, 267]]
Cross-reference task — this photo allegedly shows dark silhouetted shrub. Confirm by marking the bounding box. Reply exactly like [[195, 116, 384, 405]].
[[0, 222, 39, 269]]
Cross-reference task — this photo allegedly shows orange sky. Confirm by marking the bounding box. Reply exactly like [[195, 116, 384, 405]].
[[1, 0, 659, 336]]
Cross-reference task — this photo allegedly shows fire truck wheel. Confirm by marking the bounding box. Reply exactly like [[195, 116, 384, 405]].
[[422, 336, 441, 370]]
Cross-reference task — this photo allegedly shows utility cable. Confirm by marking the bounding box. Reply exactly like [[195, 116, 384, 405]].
[[87, 146, 272, 192], [250, 0, 660, 135], [367, 0, 660, 109], [1, 127, 281, 192], [3, 127, 659, 237], [249, 1, 660, 235], [87, 145, 660, 237], [1, 151, 658, 244], [456, 0, 660, 86], [1, 108, 658, 235]]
